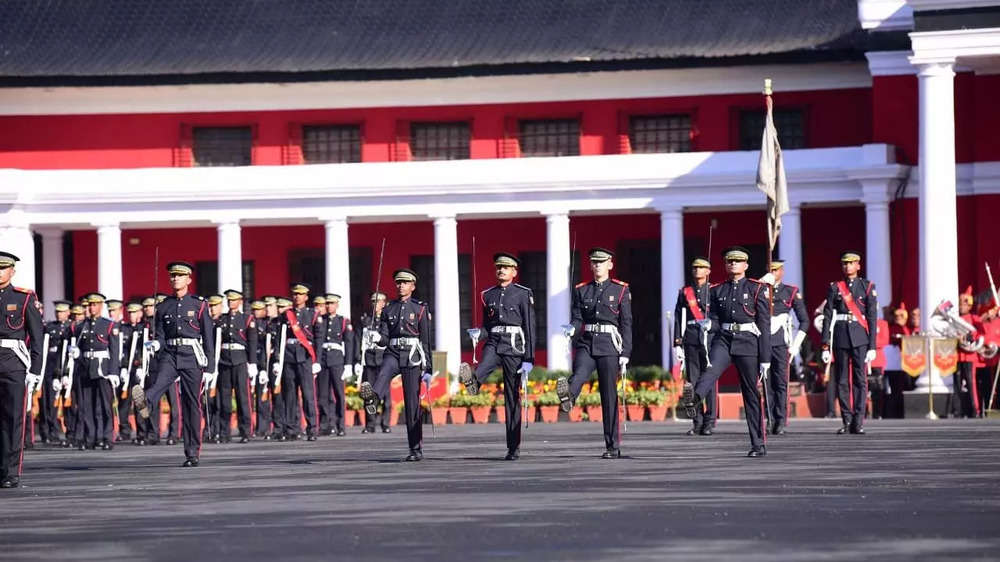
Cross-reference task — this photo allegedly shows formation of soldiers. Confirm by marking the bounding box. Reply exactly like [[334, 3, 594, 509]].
[[1, 244, 997, 487]]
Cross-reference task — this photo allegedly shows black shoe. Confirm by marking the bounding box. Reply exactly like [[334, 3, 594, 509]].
[[361, 427, 373, 434], [504, 448, 520, 461], [147, 439, 160, 446], [747, 447, 767, 458], [307, 434, 318, 442], [850, 425, 865, 435], [182, 457, 199, 467], [405, 449, 423, 462], [458, 363, 480, 395], [601, 448, 622, 459], [239, 436, 250, 444], [699, 426, 714, 436], [837, 425, 849, 434], [337, 429, 347, 436], [359, 382, 378, 416], [556, 377, 573, 413], [59, 440, 68, 448], [134, 438, 145, 446], [166, 438, 177, 446], [824, 413, 837, 419], [773, 425, 786, 436], [131, 386, 151, 419], [262, 434, 272, 441], [276, 434, 288, 442], [1, 477, 20, 489], [23, 442, 33, 450], [381, 427, 391, 434], [77, 443, 86, 451], [101, 441, 113, 451], [685, 428, 697, 436], [681, 383, 698, 419]]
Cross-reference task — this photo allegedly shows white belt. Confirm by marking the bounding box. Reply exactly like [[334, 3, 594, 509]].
[[167, 337, 200, 346], [0, 338, 31, 370], [491, 325, 526, 354], [389, 337, 426, 369], [221, 343, 246, 351], [166, 337, 208, 367], [722, 322, 761, 336], [286, 338, 300, 345], [771, 312, 793, 344], [834, 313, 857, 322], [322, 342, 345, 352], [583, 324, 623, 354], [83, 350, 111, 359], [686, 320, 701, 326]]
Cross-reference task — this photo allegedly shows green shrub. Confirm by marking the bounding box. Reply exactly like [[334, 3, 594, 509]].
[[534, 391, 560, 406], [576, 392, 601, 407]]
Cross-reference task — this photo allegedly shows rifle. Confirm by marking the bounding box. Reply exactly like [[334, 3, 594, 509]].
[[360, 238, 386, 392], [138, 326, 150, 388], [54, 340, 67, 409], [274, 324, 288, 394], [263, 331, 272, 401]]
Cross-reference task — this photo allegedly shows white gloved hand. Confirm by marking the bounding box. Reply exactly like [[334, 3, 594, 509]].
[[271, 362, 281, 377], [759, 363, 770, 382], [821, 349, 832, 364], [311, 362, 321, 375], [619, 356, 629, 371], [353, 363, 363, 377], [120, 368, 129, 379], [143, 340, 160, 353], [560, 324, 575, 338], [673, 346, 685, 364], [341, 369, 351, 381], [52, 377, 63, 392], [258, 371, 268, 386], [25, 373, 41, 390], [700, 319, 712, 332], [247, 363, 258, 379], [107, 374, 121, 388], [865, 349, 877, 363], [61, 376, 70, 389], [789, 331, 807, 358], [69, 345, 80, 359], [364, 330, 381, 347], [202, 371, 218, 388], [134, 367, 144, 381], [520, 362, 533, 375]]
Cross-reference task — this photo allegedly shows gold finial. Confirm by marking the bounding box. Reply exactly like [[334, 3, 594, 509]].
[[764, 78, 773, 96]]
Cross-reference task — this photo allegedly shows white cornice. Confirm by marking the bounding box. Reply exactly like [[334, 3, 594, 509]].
[[907, 0, 1000, 11], [0, 62, 872, 117], [910, 26, 1000, 65], [866, 50, 918, 75], [859, 0, 915, 31]]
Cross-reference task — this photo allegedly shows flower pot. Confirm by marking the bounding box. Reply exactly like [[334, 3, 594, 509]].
[[494, 407, 506, 423], [539, 406, 559, 423], [430, 408, 448, 425], [626, 405, 645, 422], [647, 404, 668, 422], [469, 406, 490, 424], [527, 406, 539, 423], [586, 405, 603, 422], [568, 406, 584, 422], [448, 407, 468, 424]]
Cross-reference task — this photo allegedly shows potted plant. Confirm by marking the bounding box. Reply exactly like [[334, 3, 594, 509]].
[[534, 391, 561, 423], [448, 393, 469, 425], [642, 389, 669, 421], [467, 392, 493, 423], [624, 388, 645, 422], [346, 394, 364, 427], [431, 395, 450, 425], [494, 393, 506, 423], [577, 392, 602, 422]]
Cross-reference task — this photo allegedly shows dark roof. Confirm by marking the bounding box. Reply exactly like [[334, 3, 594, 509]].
[[0, 0, 865, 85]]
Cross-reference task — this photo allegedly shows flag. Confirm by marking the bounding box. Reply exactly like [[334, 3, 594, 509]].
[[755, 96, 789, 252]]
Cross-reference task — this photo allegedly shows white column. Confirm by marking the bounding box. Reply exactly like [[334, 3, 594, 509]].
[[777, 204, 804, 288], [0, 211, 36, 292], [432, 215, 461, 376], [659, 207, 684, 369], [324, 217, 352, 318], [39, 228, 65, 320], [546, 213, 571, 372], [861, 183, 894, 312], [915, 62, 958, 342], [215, 219, 243, 294], [95, 222, 123, 300]]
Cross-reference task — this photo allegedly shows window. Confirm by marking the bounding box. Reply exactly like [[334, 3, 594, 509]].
[[302, 125, 361, 164], [410, 122, 470, 161], [409, 255, 436, 304], [519, 119, 579, 157], [738, 109, 805, 150], [517, 251, 547, 350], [192, 127, 252, 167], [459, 254, 472, 351], [194, 261, 255, 300], [629, 115, 692, 153]]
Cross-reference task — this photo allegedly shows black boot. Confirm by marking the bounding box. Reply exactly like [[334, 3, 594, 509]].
[[681, 383, 698, 418], [504, 448, 520, 461], [359, 382, 378, 416], [458, 363, 480, 395], [405, 449, 423, 462], [747, 446, 766, 458], [601, 448, 621, 459], [556, 377, 573, 413]]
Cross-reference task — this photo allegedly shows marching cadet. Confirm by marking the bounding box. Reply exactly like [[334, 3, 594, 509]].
[[276, 284, 321, 441], [820, 251, 878, 435], [681, 246, 770, 457], [39, 300, 72, 445], [458, 253, 535, 460], [204, 294, 225, 442], [672, 256, 717, 436], [69, 293, 121, 450], [360, 269, 434, 461], [763, 260, 809, 435], [114, 302, 143, 442], [312, 295, 331, 433], [555, 247, 633, 459], [266, 297, 292, 440], [131, 261, 217, 467], [217, 290, 258, 443], [250, 299, 271, 438], [61, 302, 86, 445], [318, 293, 354, 437], [358, 292, 390, 434], [0, 252, 43, 488]]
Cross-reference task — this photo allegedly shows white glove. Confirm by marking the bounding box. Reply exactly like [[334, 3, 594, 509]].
[[759, 363, 770, 382], [865, 349, 877, 363], [353, 363, 363, 377], [25, 373, 41, 390], [247, 363, 258, 379], [673, 346, 685, 364], [52, 377, 63, 392], [364, 330, 381, 347], [120, 367, 129, 379], [272, 362, 281, 377], [619, 357, 629, 371], [107, 374, 121, 388], [258, 371, 268, 386], [560, 324, 575, 338], [61, 376, 70, 389], [421, 371, 434, 388], [143, 340, 160, 353], [202, 371, 218, 388], [821, 350, 832, 364], [341, 370, 351, 381], [699, 319, 712, 332], [520, 362, 533, 374], [311, 362, 321, 375], [789, 331, 807, 358], [69, 345, 80, 359], [134, 367, 145, 381]]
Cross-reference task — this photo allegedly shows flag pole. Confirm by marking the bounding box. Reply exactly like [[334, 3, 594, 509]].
[[764, 78, 774, 275]]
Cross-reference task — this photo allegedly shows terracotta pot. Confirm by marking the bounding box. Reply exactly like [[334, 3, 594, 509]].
[[568, 406, 584, 422], [448, 407, 468, 424], [494, 406, 506, 423], [586, 405, 603, 422], [430, 408, 448, 425], [527, 406, 539, 423], [469, 406, 490, 424], [647, 404, 668, 422], [626, 405, 645, 421], [539, 406, 559, 423]]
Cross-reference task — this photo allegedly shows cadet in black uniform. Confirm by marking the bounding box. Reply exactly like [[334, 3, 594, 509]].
[[266, 297, 291, 440], [820, 251, 878, 435], [0, 252, 43, 488], [681, 246, 771, 457], [69, 293, 121, 450], [204, 294, 225, 443], [555, 247, 633, 459], [60, 303, 85, 446], [114, 302, 143, 442], [360, 269, 433, 461], [358, 292, 389, 433], [275, 284, 321, 441], [250, 299, 271, 438], [217, 290, 258, 443], [132, 261, 217, 467], [318, 293, 354, 437], [673, 257, 717, 436], [40, 300, 72, 445], [764, 260, 810, 435], [458, 252, 535, 460]]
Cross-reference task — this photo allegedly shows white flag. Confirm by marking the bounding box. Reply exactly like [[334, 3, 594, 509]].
[[756, 99, 789, 252]]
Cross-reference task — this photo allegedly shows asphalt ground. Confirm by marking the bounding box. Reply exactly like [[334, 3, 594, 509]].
[[1, 418, 999, 561]]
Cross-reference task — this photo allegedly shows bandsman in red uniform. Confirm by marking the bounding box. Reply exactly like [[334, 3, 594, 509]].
[[975, 298, 999, 416]]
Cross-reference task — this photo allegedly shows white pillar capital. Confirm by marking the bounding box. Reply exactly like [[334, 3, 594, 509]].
[[913, 60, 955, 77]]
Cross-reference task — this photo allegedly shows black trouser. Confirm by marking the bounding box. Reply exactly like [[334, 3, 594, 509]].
[[694, 340, 765, 450], [977, 366, 996, 414], [867, 367, 886, 419], [253, 373, 271, 436], [145, 357, 203, 460], [281, 361, 317, 437], [372, 352, 422, 451], [218, 363, 252, 439], [951, 361, 979, 418], [684, 342, 717, 430], [0, 368, 27, 480], [269, 370, 285, 436], [765, 345, 790, 429], [475, 345, 523, 452], [363, 365, 391, 430], [834, 345, 868, 428], [74, 374, 100, 446], [38, 362, 63, 442], [97, 378, 115, 444], [568, 350, 621, 451], [64, 379, 81, 441], [324, 364, 346, 432]]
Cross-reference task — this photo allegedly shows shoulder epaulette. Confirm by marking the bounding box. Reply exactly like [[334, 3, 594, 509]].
[[514, 283, 532, 293], [611, 278, 628, 287], [193, 294, 204, 301], [710, 282, 721, 289], [12, 286, 33, 294], [747, 278, 764, 285], [574, 281, 587, 289]]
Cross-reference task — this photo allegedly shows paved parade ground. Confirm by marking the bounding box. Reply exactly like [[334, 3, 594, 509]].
[[2, 418, 999, 561]]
